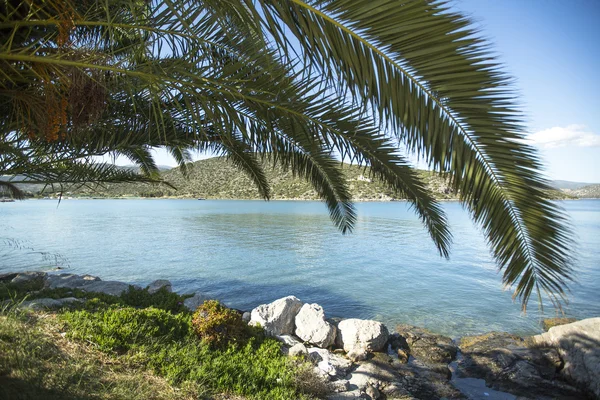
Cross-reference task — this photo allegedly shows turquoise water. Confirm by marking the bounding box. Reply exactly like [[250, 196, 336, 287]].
[[1, 199, 598, 337]]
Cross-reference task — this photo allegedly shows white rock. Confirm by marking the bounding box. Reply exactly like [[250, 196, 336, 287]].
[[330, 379, 350, 393], [295, 303, 337, 348], [147, 279, 172, 294], [184, 293, 211, 311], [532, 317, 600, 398], [326, 390, 363, 399], [338, 319, 389, 353], [249, 296, 303, 336], [289, 343, 309, 357], [308, 347, 352, 378], [276, 334, 303, 347]]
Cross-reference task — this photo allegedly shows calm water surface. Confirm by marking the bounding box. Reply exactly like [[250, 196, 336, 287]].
[[1, 199, 598, 337]]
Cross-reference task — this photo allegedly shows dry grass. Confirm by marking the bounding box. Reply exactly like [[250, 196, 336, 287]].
[[0, 310, 207, 400]]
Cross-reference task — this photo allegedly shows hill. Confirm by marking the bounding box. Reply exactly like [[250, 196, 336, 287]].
[[68, 157, 453, 200], [551, 180, 597, 190], [568, 184, 600, 199], [64, 157, 570, 201]]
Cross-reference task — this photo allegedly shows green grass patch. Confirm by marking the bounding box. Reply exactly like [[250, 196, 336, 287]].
[[1, 279, 328, 399], [0, 310, 200, 400], [61, 306, 192, 353], [58, 305, 325, 399]]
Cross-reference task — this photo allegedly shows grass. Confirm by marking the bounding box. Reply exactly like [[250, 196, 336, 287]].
[[0, 286, 329, 400], [0, 310, 200, 400]]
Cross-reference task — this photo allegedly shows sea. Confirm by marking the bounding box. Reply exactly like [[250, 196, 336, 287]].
[[1, 199, 598, 337]]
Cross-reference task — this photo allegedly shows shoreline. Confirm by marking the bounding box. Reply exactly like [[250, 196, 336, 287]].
[[22, 196, 597, 202], [2, 270, 598, 399]]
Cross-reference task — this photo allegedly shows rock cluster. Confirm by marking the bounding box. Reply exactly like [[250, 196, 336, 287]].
[[2, 271, 596, 400], [248, 296, 465, 399], [247, 296, 594, 400]]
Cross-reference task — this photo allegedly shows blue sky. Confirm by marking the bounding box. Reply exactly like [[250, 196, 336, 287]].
[[455, 0, 600, 182], [128, 1, 600, 183]]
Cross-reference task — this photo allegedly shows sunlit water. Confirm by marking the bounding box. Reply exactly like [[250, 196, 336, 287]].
[[1, 199, 598, 337]]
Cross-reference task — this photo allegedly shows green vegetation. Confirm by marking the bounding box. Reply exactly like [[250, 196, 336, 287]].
[[0, 282, 190, 314], [61, 307, 192, 353], [191, 300, 256, 348], [0, 311, 197, 400], [69, 157, 456, 201], [568, 184, 600, 199], [63, 157, 571, 201], [0, 286, 327, 400]]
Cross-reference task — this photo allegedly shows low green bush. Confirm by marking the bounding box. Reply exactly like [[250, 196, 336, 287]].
[[120, 286, 190, 313], [147, 337, 310, 399], [58, 304, 325, 399], [61, 306, 191, 353], [191, 300, 251, 347]]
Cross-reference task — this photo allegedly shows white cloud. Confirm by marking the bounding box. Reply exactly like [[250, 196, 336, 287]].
[[528, 125, 600, 148]]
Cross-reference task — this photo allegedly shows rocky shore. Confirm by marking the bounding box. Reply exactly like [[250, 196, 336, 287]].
[[2, 270, 598, 400]]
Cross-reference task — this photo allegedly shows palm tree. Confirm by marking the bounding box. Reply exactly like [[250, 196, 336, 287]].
[[0, 0, 573, 310]]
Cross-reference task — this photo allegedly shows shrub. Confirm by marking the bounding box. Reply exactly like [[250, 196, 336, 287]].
[[120, 286, 190, 314], [191, 300, 250, 347], [61, 306, 191, 353], [57, 304, 318, 399], [147, 337, 313, 399]]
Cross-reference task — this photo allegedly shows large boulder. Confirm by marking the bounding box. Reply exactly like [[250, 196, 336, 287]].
[[345, 353, 460, 399], [18, 297, 82, 310], [45, 273, 100, 289], [457, 331, 584, 399], [147, 279, 172, 294], [81, 280, 132, 296], [183, 292, 212, 311], [337, 319, 389, 353], [531, 317, 600, 398], [394, 324, 458, 365], [276, 334, 303, 347], [249, 296, 303, 336], [295, 303, 337, 348], [11, 271, 47, 286]]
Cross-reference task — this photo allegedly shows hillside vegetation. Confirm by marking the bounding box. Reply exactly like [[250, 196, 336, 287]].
[[566, 184, 600, 199], [62, 157, 570, 201]]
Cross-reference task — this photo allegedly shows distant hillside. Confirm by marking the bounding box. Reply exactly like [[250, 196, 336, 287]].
[[568, 184, 600, 199], [63, 157, 570, 201], [552, 180, 597, 190], [68, 157, 453, 200]]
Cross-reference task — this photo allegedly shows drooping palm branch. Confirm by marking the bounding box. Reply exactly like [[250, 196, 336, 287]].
[[0, 0, 573, 310]]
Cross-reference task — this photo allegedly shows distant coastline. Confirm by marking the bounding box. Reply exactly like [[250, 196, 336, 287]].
[[8, 157, 593, 201]]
